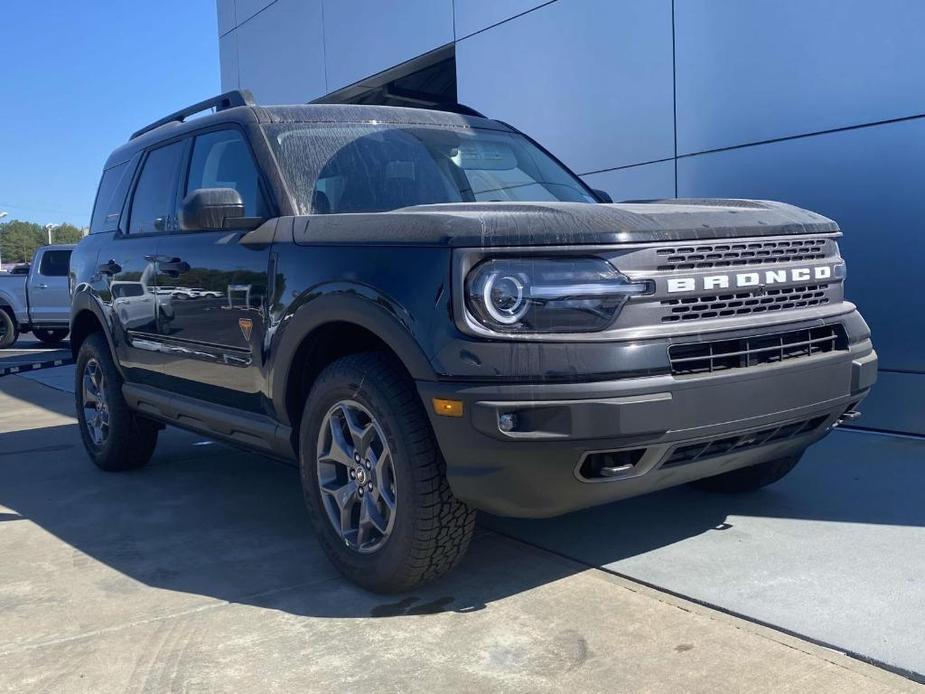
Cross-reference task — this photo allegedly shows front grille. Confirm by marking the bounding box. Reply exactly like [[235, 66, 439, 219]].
[[661, 415, 830, 469], [660, 283, 829, 322], [668, 325, 848, 376], [655, 238, 827, 271]]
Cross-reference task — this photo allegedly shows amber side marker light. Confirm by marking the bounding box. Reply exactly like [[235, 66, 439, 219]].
[[432, 398, 464, 417]]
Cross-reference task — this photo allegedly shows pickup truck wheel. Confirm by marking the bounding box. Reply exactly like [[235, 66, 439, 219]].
[[0, 309, 18, 348], [75, 333, 159, 471], [300, 352, 476, 593], [689, 454, 802, 494], [33, 328, 69, 344]]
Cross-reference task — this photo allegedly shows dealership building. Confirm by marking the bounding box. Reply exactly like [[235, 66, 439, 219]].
[[217, 0, 924, 436]]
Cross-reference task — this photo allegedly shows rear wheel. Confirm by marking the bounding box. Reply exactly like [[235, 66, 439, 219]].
[[33, 328, 69, 344], [300, 352, 476, 593], [0, 309, 18, 348], [75, 333, 159, 471], [689, 454, 802, 494]]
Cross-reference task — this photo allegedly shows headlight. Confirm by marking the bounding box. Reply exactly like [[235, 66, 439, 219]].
[[465, 257, 653, 333]]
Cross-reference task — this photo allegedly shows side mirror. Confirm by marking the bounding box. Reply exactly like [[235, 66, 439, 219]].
[[180, 188, 262, 231], [592, 188, 614, 204]]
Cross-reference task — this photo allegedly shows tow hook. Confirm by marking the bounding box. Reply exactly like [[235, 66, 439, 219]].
[[834, 410, 862, 427]]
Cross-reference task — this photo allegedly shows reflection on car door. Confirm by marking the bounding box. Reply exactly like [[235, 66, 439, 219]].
[[104, 139, 185, 384], [153, 128, 272, 410]]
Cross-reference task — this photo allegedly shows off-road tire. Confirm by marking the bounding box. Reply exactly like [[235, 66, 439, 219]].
[[75, 333, 159, 471], [0, 309, 18, 348], [300, 352, 476, 593], [689, 454, 802, 494], [33, 328, 69, 344]]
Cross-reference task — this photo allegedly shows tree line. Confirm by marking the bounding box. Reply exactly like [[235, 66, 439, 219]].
[[0, 220, 85, 264]]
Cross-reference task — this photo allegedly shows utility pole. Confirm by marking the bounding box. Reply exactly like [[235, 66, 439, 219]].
[[44, 223, 60, 245]]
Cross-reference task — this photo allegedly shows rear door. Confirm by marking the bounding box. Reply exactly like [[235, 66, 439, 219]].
[[27, 248, 72, 325], [152, 127, 273, 409], [105, 139, 185, 383]]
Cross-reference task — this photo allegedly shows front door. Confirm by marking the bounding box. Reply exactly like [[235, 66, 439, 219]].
[[153, 128, 272, 410], [27, 248, 72, 325], [106, 139, 185, 384]]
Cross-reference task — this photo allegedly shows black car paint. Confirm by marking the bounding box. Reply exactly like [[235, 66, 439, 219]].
[[71, 103, 876, 517]]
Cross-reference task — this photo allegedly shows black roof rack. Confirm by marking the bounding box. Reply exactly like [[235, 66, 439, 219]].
[[130, 89, 256, 140]]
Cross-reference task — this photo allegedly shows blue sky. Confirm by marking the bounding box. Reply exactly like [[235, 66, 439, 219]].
[[0, 1, 219, 226]]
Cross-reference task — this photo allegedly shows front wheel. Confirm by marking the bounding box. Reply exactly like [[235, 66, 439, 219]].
[[300, 352, 476, 593], [689, 454, 802, 494], [33, 328, 69, 344], [75, 333, 159, 471], [0, 309, 18, 348]]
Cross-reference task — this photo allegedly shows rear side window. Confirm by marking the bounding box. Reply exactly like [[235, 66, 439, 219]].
[[38, 250, 72, 277], [89, 158, 136, 234], [186, 129, 267, 218], [128, 141, 185, 234]]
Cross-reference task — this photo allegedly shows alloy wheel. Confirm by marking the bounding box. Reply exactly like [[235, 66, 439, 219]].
[[316, 400, 397, 553], [81, 358, 110, 446]]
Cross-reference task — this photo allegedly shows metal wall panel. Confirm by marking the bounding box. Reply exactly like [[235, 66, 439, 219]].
[[582, 161, 675, 202], [235, 0, 326, 103], [454, 0, 550, 39], [853, 372, 925, 437], [219, 32, 238, 92], [216, 0, 236, 36], [322, 0, 454, 92], [457, 0, 674, 174], [675, 0, 925, 155], [235, 0, 276, 26], [678, 117, 925, 373]]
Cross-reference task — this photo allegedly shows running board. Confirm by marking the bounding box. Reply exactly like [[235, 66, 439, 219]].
[[122, 384, 295, 461]]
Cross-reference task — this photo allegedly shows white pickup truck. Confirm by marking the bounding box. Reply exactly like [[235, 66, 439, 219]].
[[0, 245, 74, 348]]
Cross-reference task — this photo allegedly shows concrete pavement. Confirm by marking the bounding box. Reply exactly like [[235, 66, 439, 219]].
[[0, 374, 920, 692], [490, 429, 925, 680]]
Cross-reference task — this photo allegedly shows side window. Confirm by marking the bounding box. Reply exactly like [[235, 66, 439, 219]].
[[128, 141, 185, 234], [89, 158, 135, 234], [186, 129, 267, 218], [38, 250, 72, 277]]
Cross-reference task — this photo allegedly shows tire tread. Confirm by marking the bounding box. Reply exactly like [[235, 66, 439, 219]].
[[303, 352, 476, 592]]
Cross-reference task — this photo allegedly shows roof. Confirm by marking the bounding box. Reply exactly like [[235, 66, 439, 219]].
[[252, 103, 510, 131], [105, 101, 508, 170]]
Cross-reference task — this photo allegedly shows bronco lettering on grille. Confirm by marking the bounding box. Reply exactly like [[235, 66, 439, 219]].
[[667, 266, 834, 294]]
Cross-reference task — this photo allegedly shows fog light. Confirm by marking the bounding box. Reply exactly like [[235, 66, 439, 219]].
[[432, 398, 464, 417], [498, 413, 517, 432]]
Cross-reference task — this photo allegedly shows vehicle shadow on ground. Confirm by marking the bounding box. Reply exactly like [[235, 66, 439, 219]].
[[486, 429, 925, 567], [0, 417, 922, 620]]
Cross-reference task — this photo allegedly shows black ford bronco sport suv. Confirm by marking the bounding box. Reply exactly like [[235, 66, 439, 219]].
[[71, 91, 877, 592]]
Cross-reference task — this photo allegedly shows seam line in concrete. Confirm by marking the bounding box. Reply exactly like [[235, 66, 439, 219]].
[[837, 425, 925, 442], [0, 575, 340, 659]]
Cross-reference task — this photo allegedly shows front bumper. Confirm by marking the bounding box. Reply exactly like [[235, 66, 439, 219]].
[[418, 317, 877, 518]]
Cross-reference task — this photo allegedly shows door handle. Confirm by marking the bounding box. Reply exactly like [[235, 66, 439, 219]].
[[158, 258, 190, 277], [98, 260, 122, 275], [36, 283, 48, 289]]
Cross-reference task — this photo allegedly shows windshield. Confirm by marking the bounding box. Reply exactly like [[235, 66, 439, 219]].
[[264, 123, 597, 214]]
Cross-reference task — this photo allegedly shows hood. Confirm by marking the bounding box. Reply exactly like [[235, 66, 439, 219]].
[[293, 199, 839, 247]]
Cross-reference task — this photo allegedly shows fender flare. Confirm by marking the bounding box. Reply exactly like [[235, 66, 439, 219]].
[[70, 291, 125, 378], [270, 287, 437, 427]]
